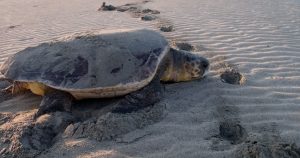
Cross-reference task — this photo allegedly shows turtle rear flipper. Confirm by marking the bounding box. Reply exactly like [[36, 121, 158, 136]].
[[112, 76, 164, 113], [1, 85, 13, 94], [0, 76, 13, 93], [0, 81, 28, 95], [35, 90, 74, 119]]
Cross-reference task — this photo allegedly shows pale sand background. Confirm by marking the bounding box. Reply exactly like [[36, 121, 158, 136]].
[[1, 0, 300, 157]]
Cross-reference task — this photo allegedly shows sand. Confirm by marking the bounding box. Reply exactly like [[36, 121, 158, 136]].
[[1, 0, 300, 157]]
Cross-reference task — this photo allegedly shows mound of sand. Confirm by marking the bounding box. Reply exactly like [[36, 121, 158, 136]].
[[1, 0, 300, 157]]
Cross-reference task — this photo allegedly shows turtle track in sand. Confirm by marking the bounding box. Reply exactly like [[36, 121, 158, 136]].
[[0, 90, 166, 158], [98, 0, 175, 33], [0, 111, 73, 158], [2, 0, 300, 157]]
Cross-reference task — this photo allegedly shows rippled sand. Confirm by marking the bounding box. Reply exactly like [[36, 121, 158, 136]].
[[1, 0, 300, 157]]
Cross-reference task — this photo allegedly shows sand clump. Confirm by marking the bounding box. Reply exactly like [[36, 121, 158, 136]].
[[172, 42, 195, 51], [98, 0, 175, 33], [159, 25, 174, 32], [235, 134, 300, 158], [0, 111, 74, 158], [219, 120, 247, 144], [98, 2, 116, 11], [1, 0, 300, 157], [237, 141, 300, 158], [142, 8, 160, 14], [98, 1, 160, 19], [0, 94, 166, 158], [220, 70, 245, 85], [63, 102, 166, 141], [141, 15, 157, 21]]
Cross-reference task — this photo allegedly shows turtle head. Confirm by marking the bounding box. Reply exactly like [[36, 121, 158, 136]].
[[181, 52, 209, 81], [161, 48, 209, 82]]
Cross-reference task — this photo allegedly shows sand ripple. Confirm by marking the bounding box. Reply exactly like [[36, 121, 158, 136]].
[[1, 0, 300, 157]]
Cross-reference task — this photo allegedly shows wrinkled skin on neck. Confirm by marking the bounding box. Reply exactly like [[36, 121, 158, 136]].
[[161, 48, 209, 82]]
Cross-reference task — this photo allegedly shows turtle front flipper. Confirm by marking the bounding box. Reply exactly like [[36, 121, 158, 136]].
[[35, 90, 74, 118], [112, 76, 164, 113]]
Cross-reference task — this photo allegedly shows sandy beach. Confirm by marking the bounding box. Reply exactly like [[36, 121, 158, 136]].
[[1, 0, 300, 157]]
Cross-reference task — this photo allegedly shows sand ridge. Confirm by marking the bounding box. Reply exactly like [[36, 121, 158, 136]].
[[1, 0, 300, 157]]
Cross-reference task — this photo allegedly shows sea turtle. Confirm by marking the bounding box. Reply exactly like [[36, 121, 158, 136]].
[[0, 29, 209, 118]]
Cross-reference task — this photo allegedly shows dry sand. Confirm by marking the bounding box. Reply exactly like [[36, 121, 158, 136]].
[[1, 0, 300, 157]]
